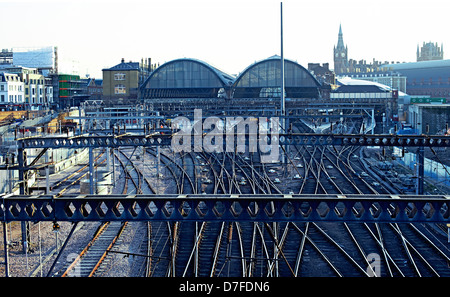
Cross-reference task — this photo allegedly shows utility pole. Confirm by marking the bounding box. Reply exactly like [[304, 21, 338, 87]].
[[89, 147, 95, 195], [18, 145, 31, 254], [280, 2, 286, 165], [3, 221, 9, 277]]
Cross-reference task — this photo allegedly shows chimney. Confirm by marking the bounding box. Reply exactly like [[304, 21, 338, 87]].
[[121, 58, 125, 63]]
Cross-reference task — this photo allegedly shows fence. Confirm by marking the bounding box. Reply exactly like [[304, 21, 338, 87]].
[[394, 147, 450, 187]]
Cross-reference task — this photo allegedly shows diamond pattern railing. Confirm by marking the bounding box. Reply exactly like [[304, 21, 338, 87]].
[[17, 133, 450, 149], [1, 194, 450, 223]]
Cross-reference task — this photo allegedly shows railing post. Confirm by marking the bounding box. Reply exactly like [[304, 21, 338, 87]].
[[89, 147, 95, 195], [416, 146, 424, 195]]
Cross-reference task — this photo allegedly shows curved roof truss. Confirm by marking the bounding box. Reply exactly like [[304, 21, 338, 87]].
[[141, 56, 322, 99], [232, 56, 321, 98], [141, 58, 234, 98]]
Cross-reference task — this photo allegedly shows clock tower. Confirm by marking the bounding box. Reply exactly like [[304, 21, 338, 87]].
[[333, 24, 348, 75]]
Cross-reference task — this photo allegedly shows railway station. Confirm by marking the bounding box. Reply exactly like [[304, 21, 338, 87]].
[[1, 56, 450, 278], [1, 5, 450, 280]]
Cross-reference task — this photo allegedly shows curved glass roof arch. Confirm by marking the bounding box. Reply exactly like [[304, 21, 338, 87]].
[[232, 55, 322, 98], [141, 58, 234, 98]]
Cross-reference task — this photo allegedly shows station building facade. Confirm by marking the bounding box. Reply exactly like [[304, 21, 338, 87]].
[[141, 58, 234, 99], [140, 56, 324, 100], [232, 55, 321, 99]]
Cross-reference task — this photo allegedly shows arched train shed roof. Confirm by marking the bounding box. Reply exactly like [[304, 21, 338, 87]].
[[141, 58, 234, 98], [232, 55, 322, 98]]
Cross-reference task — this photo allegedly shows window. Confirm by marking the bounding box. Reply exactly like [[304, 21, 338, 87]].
[[114, 73, 126, 81], [0, 95, 4, 102], [114, 84, 126, 94]]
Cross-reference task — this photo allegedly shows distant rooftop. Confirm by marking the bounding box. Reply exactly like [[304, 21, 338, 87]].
[[336, 77, 408, 96], [103, 58, 140, 71], [380, 59, 450, 70], [379, 59, 450, 84]]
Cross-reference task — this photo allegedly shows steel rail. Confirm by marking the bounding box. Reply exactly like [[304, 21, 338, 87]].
[[163, 150, 195, 194], [118, 148, 159, 195], [248, 221, 258, 277], [115, 149, 141, 194], [410, 223, 450, 262], [389, 223, 437, 277], [294, 222, 309, 276], [147, 221, 171, 276], [51, 150, 105, 192], [324, 146, 362, 194], [291, 222, 343, 276], [364, 222, 403, 276], [336, 149, 400, 277], [62, 147, 150, 277], [199, 152, 227, 195], [181, 222, 205, 277], [145, 148, 182, 193], [346, 148, 438, 277], [344, 222, 380, 276], [88, 222, 128, 277], [209, 221, 226, 277], [312, 222, 370, 276], [61, 222, 110, 277], [290, 123, 412, 277], [289, 129, 365, 276]]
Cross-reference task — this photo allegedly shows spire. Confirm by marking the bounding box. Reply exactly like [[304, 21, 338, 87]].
[[336, 24, 345, 50]]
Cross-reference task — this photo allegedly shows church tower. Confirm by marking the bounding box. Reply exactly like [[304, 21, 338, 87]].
[[333, 24, 348, 74]]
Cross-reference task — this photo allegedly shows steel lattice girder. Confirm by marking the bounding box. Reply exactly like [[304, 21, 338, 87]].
[[1, 194, 450, 223], [17, 133, 450, 149]]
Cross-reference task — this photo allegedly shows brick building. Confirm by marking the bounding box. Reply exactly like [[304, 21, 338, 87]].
[[382, 59, 450, 99], [102, 58, 154, 106], [82, 78, 103, 101], [408, 103, 450, 134]]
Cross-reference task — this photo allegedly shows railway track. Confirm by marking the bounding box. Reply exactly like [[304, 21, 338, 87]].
[[59, 148, 155, 277], [41, 118, 450, 277], [150, 137, 450, 276], [286, 121, 450, 276]]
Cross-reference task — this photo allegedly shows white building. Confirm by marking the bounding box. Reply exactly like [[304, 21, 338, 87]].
[[0, 72, 24, 109], [6, 66, 46, 110], [44, 77, 53, 107], [343, 72, 407, 93]]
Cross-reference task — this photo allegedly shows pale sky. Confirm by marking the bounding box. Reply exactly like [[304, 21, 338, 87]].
[[1, 0, 449, 78]]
